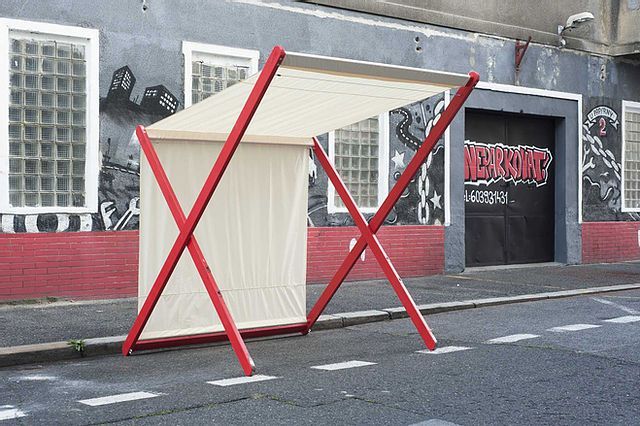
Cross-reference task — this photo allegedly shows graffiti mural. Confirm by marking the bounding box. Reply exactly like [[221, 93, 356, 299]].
[[0, 213, 93, 233], [581, 103, 636, 220], [389, 95, 446, 225], [464, 141, 553, 187], [306, 94, 446, 227], [0, 65, 179, 233], [96, 65, 178, 231]]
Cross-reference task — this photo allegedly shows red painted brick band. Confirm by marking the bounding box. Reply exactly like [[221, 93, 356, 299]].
[[0, 226, 445, 301], [582, 222, 640, 264]]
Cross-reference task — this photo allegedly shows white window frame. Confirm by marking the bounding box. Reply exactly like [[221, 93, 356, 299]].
[[621, 100, 640, 213], [327, 113, 390, 214], [181, 41, 259, 109], [0, 18, 99, 214]]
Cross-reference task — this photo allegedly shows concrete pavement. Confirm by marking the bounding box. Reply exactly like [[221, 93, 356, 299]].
[[1, 261, 640, 367], [1, 289, 639, 424]]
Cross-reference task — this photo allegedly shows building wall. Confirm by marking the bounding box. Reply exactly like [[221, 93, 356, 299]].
[[582, 221, 640, 263], [0, 227, 443, 300], [304, 1, 640, 56], [0, 231, 138, 300], [0, 0, 639, 300]]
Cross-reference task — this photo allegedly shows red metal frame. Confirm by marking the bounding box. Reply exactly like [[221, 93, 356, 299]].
[[133, 322, 308, 351], [123, 41, 478, 375], [122, 46, 286, 376], [312, 139, 438, 349], [305, 72, 480, 346]]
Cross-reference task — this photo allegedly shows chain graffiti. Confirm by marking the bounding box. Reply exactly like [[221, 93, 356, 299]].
[[582, 104, 626, 217], [391, 97, 445, 225]]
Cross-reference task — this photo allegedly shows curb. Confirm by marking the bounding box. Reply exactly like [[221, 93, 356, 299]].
[[2, 283, 639, 368]]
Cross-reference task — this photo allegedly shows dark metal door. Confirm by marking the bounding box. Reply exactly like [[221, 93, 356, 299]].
[[464, 111, 555, 267]]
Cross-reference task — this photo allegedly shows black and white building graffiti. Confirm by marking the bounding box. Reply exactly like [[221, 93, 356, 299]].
[[581, 104, 636, 220]]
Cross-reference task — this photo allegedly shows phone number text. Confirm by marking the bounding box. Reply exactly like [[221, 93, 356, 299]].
[[464, 190, 508, 205]]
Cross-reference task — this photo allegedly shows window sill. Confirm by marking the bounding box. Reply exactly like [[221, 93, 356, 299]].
[[0, 206, 96, 215]]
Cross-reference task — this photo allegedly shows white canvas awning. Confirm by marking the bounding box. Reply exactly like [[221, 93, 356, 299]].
[[147, 51, 470, 145]]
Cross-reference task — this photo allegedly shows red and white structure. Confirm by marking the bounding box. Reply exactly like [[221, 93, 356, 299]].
[[123, 46, 479, 376]]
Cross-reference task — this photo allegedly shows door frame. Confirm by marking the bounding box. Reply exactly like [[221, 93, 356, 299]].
[[463, 110, 557, 267], [446, 86, 582, 272]]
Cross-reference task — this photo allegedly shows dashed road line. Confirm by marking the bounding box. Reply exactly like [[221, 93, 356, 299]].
[[547, 323, 601, 332], [604, 315, 640, 324], [78, 391, 160, 407], [591, 297, 639, 314], [311, 360, 377, 371], [207, 374, 278, 387], [0, 406, 26, 421], [416, 346, 472, 354], [486, 334, 539, 344], [410, 419, 461, 426]]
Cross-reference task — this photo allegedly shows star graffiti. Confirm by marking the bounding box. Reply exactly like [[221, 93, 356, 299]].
[[391, 150, 405, 169], [430, 190, 441, 210]]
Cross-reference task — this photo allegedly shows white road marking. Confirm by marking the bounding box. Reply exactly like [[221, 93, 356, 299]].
[[604, 315, 640, 324], [410, 419, 461, 426], [486, 334, 539, 344], [13, 375, 57, 382], [207, 374, 277, 387], [78, 391, 160, 407], [311, 360, 377, 371], [591, 297, 639, 314], [0, 406, 26, 421], [547, 323, 601, 332], [416, 346, 472, 354]]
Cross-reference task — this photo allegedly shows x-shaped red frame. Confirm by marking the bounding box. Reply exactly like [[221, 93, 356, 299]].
[[123, 45, 479, 377]]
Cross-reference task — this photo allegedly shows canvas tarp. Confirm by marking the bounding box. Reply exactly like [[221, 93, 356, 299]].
[[138, 138, 308, 339]]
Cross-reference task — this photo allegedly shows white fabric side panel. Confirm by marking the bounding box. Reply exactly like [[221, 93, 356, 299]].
[[139, 139, 308, 340]]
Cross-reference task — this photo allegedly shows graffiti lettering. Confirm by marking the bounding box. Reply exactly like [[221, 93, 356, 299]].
[[586, 105, 619, 130], [464, 141, 553, 187]]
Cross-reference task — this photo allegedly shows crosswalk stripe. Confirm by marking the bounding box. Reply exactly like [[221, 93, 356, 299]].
[[603, 315, 640, 324], [548, 323, 601, 332], [486, 334, 539, 344], [416, 346, 472, 354], [0, 406, 27, 421], [78, 391, 160, 407], [207, 374, 278, 387], [410, 419, 462, 426], [311, 360, 377, 371]]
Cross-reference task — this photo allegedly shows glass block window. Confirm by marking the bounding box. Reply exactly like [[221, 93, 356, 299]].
[[7, 33, 87, 208], [191, 61, 249, 105], [333, 117, 381, 209], [182, 42, 258, 108], [624, 105, 640, 210]]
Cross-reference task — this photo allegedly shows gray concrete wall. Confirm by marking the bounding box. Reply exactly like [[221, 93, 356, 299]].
[[305, 0, 639, 55], [0, 0, 638, 243]]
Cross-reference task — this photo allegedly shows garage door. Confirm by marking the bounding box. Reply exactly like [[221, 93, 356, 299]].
[[464, 111, 555, 267]]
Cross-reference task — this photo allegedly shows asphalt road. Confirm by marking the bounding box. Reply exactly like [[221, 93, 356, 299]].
[[4, 261, 640, 347], [1, 290, 640, 425]]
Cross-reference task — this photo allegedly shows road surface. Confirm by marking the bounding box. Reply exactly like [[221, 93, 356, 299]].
[[1, 290, 639, 425]]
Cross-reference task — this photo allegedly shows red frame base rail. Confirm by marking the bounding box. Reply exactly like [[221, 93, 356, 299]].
[[123, 44, 479, 377]]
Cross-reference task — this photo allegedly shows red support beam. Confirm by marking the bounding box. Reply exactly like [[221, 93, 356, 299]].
[[133, 322, 308, 352], [122, 45, 287, 376], [313, 138, 438, 349], [131, 125, 255, 375], [306, 72, 480, 335]]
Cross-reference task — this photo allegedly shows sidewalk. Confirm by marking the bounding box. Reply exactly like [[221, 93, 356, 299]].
[[2, 261, 639, 350]]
